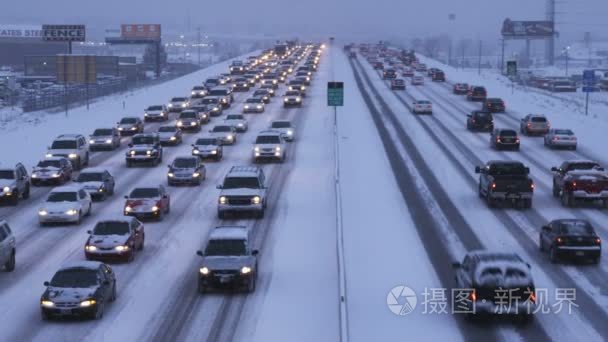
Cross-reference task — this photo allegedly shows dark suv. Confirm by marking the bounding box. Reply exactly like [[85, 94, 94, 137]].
[[466, 111, 494, 132], [467, 86, 487, 102], [482, 98, 506, 113], [0, 220, 16, 272], [0, 163, 30, 205], [217, 166, 267, 219], [196, 226, 259, 292]]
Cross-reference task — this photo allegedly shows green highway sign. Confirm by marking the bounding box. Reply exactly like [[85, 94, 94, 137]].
[[327, 81, 344, 106], [506, 61, 517, 77]]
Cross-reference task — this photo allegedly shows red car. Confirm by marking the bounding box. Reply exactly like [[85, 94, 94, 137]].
[[124, 185, 170, 221], [453, 83, 469, 95], [85, 218, 145, 262], [402, 68, 414, 77]]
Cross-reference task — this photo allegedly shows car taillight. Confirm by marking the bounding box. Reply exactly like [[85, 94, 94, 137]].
[[496, 137, 501, 142], [470, 290, 477, 302], [572, 181, 577, 189], [516, 138, 520, 143], [491, 182, 497, 190], [527, 123, 532, 127], [556, 237, 563, 244], [596, 237, 601, 245]]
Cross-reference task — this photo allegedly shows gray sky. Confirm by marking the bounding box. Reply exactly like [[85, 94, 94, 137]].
[[1, 0, 606, 42]]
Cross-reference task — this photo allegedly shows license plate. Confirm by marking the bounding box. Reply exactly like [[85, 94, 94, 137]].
[[58, 309, 72, 315], [576, 251, 585, 256], [508, 194, 519, 199]]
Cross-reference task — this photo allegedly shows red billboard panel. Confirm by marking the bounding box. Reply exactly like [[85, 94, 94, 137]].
[[120, 24, 161, 40]]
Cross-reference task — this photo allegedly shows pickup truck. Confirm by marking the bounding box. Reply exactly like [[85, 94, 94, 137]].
[[557, 170, 608, 207], [475, 161, 534, 209], [551, 160, 604, 197]]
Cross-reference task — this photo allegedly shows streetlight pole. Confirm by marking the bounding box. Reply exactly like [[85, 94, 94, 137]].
[[564, 46, 570, 77]]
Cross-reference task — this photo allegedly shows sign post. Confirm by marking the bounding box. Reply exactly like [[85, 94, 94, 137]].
[[327, 82, 344, 107], [507, 60, 517, 94], [582, 70, 596, 116]]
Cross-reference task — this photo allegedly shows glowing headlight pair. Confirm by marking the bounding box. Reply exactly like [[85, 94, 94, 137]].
[[85, 245, 97, 251]]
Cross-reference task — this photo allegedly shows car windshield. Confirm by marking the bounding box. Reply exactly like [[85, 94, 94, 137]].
[[531, 117, 547, 123], [246, 98, 262, 103], [475, 112, 491, 119], [568, 163, 600, 171], [213, 126, 231, 132], [499, 130, 517, 137], [196, 138, 217, 145], [93, 221, 130, 235], [208, 90, 228, 96], [173, 158, 197, 168], [205, 239, 247, 256], [171, 97, 186, 102], [76, 172, 103, 182], [192, 86, 205, 90], [158, 126, 177, 133], [202, 98, 219, 104], [51, 140, 77, 149], [37, 160, 61, 168], [206, 79, 219, 83], [226, 115, 242, 120], [92, 129, 113, 136], [132, 136, 156, 145], [223, 177, 260, 189], [254, 91, 267, 96], [0, 170, 14, 179], [256, 135, 281, 144], [554, 129, 573, 135], [129, 188, 160, 198], [559, 221, 594, 235], [272, 122, 291, 128], [417, 101, 430, 105], [50, 269, 98, 288], [147, 106, 163, 111], [47, 191, 77, 202], [488, 99, 502, 103], [180, 112, 197, 119], [286, 91, 300, 96], [488, 163, 527, 176], [120, 118, 137, 124]]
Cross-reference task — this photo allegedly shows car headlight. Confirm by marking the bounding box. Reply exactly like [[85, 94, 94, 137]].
[[115, 245, 129, 252], [168, 103, 173, 107], [79, 300, 97, 307], [252, 196, 261, 204], [170, 136, 177, 141], [146, 150, 152, 155], [221, 98, 227, 103], [211, 150, 217, 155], [152, 206, 159, 212], [219, 196, 227, 204], [275, 146, 281, 152], [125, 206, 132, 212], [287, 130, 293, 135], [105, 139, 112, 144], [244, 105, 250, 109], [296, 97, 301, 102], [45, 153, 53, 158], [89, 139, 95, 144], [199, 267, 210, 275], [130, 127, 137, 131], [168, 172, 174, 178], [32, 174, 38, 178], [98, 188, 104, 192], [177, 121, 183, 127], [130, 150, 136, 155], [182, 103, 187, 108], [191, 91, 196, 95], [68, 153, 78, 159], [202, 114, 208, 118], [85, 245, 97, 252], [41, 300, 55, 308], [237, 123, 244, 127], [66, 209, 78, 216], [190, 122, 197, 126], [193, 149, 200, 154], [193, 172, 200, 177], [254, 146, 260, 152], [51, 173, 60, 178], [256, 105, 262, 109], [284, 98, 288, 102], [227, 135, 233, 140], [241, 266, 252, 274], [118, 127, 124, 131], [213, 107, 219, 111], [38, 209, 48, 216]]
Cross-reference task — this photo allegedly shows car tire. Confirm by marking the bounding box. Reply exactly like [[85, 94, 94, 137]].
[[9, 190, 19, 206], [257, 210, 265, 219], [218, 211, 226, 220], [126, 161, 132, 168], [138, 237, 145, 251], [86, 204, 92, 216], [552, 183, 560, 197], [198, 280, 206, 294], [592, 256, 600, 265], [22, 184, 30, 200], [128, 249, 135, 262], [93, 300, 104, 320], [561, 193, 573, 207], [110, 284, 117, 302], [76, 211, 82, 225], [539, 237, 545, 252], [486, 194, 496, 208], [41, 311, 51, 321], [85, 153, 90, 166], [248, 276, 256, 293], [549, 246, 559, 263], [523, 198, 532, 209], [5, 250, 15, 272]]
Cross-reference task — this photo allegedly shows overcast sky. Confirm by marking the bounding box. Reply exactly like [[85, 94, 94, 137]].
[[1, 0, 606, 42]]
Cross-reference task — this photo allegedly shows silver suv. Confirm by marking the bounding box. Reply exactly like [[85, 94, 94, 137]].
[[46, 134, 90, 170], [253, 130, 287, 163], [0, 220, 16, 272], [0, 162, 31, 205], [217, 166, 267, 219]]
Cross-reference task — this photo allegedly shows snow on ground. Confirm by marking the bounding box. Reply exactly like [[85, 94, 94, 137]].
[[335, 50, 462, 341]]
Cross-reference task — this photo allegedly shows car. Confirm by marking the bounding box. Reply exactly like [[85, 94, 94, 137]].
[[38, 185, 92, 226], [540, 219, 601, 264], [466, 86, 487, 102], [125, 134, 163, 167], [0, 220, 16, 272], [209, 125, 237, 145], [475, 161, 534, 208], [157, 125, 183, 146], [204, 77, 220, 89], [196, 226, 259, 293], [431, 70, 445, 82], [253, 130, 287, 163], [252, 90, 271, 103], [490, 129, 520, 150], [544, 129, 577, 150], [85, 218, 145, 262], [40, 261, 116, 320], [188, 105, 211, 124], [116, 117, 144, 136], [207, 87, 233, 108], [242, 97, 265, 114], [144, 105, 169, 122], [411, 76, 424, 86], [287, 80, 307, 96], [283, 90, 303, 108], [466, 111, 494, 131], [219, 74, 232, 84], [391, 79, 406, 90], [551, 160, 604, 197], [192, 137, 223, 161], [295, 75, 311, 86], [217, 166, 267, 219], [402, 68, 414, 77], [520, 114, 550, 136], [260, 76, 279, 88], [557, 169, 608, 208], [124, 185, 170, 221], [230, 63, 245, 75], [411, 100, 433, 114], [224, 114, 248, 132], [232, 77, 251, 92], [453, 83, 469, 95], [190, 86, 208, 99], [452, 251, 535, 322], [168, 97, 190, 112], [31, 157, 73, 186], [0, 163, 30, 205], [260, 84, 276, 96], [373, 61, 384, 70], [270, 120, 296, 142], [89, 128, 121, 151], [46, 134, 90, 170], [74, 168, 115, 201], [199, 97, 224, 116], [176, 110, 202, 132], [415, 63, 427, 72], [482, 98, 506, 113], [167, 156, 206, 186]]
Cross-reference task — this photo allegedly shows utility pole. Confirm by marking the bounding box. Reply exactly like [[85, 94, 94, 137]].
[[477, 40, 482, 75], [546, 0, 556, 66], [500, 39, 505, 75], [197, 27, 201, 67]]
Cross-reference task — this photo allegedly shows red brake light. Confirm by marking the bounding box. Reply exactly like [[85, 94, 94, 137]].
[[527, 123, 532, 127], [531, 183, 535, 190], [516, 138, 520, 143], [491, 182, 497, 189], [572, 181, 577, 188], [596, 238, 601, 245], [556, 237, 563, 244]]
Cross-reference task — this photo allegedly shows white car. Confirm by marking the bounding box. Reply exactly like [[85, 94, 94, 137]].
[[224, 114, 249, 132], [209, 125, 237, 145], [46, 134, 90, 170], [168, 97, 189, 112], [144, 105, 168, 122], [411, 76, 425, 86], [38, 186, 92, 226], [411, 100, 433, 114], [544, 128, 577, 150], [253, 130, 287, 163], [192, 137, 223, 161], [243, 97, 265, 113], [270, 120, 296, 142]]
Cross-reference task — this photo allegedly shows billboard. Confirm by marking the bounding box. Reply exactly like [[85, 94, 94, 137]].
[[42, 25, 86, 42], [121, 24, 161, 40], [501, 19, 554, 38], [57, 55, 96, 84], [0, 25, 43, 39]]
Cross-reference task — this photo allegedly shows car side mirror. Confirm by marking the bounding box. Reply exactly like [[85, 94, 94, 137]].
[[86, 230, 92, 234], [43, 281, 50, 286], [216, 185, 223, 189], [124, 195, 129, 199], [452, 262, 461, 269], [196, 250, 203, 257], [525, 167, 530, 174], [162, 195, 168, 199], [128, 143, 133, 148], [252, 249, 259, 256], [542, 226, 551, 233], [474, 166, 482, 174]]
